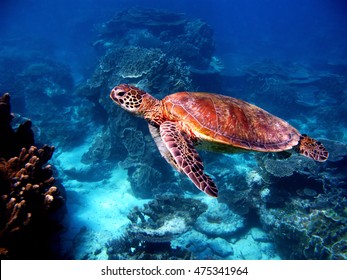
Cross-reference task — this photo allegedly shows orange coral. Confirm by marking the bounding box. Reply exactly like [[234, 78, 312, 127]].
[[0, 93, 64, 259]]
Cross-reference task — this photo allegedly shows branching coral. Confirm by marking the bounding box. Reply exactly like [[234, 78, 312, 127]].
[[0, 93, 64, 259], [0, 146, 63, 234]]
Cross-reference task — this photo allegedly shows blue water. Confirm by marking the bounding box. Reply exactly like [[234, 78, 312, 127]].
[[1, 0, 346, 260]]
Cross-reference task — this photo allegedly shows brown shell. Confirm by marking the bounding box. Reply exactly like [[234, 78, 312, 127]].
[[162, 91, 301, 152]]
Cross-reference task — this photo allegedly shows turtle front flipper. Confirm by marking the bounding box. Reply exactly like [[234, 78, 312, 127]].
[[298, 134, 329, 162], [149, 124, 180, 171], [159, 121, 218, 197]]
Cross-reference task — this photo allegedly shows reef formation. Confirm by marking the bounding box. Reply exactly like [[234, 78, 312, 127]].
[[1, 7, 346, 260], [106, 194, 205, 260], [75, 8, 222, 198], [0, 93, 65, 259], [79, 8, 347, 260]]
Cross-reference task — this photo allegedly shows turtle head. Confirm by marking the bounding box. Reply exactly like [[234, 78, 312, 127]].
[[110, 84, 152, 116]]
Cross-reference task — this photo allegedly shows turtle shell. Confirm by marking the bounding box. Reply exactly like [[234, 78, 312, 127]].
[[162, 92, 301, 152]]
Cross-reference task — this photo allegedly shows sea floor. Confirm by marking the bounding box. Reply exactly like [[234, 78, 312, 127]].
[[52, 127, 281, 260], [52, 133, 149, 259]]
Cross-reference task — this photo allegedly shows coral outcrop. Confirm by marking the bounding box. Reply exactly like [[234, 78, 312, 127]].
[[78, 8, 220, 198], [253, 140, 347, 259], [195, 201, 246, 238], [106, 194, 207, 259], [0, 44, 95, 150], [0, 93, 65, 259], [198, 139, 347, 259], [94, 8, 214, 70]]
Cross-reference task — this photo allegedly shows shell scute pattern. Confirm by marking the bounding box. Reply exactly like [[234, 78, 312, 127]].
[[163, 92, 301, 152]]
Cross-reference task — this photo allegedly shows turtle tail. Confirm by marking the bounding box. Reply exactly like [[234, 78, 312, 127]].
[[298, 134, 329, 162]]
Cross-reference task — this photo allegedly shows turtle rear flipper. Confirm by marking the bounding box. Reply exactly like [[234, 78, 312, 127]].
[[298, 134, 329, 162]]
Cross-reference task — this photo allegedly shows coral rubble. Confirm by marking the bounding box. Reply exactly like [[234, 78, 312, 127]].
[[0, 93, 64, 259]]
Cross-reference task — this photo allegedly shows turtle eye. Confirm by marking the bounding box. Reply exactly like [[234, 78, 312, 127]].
[[110, 88, 127, 103]]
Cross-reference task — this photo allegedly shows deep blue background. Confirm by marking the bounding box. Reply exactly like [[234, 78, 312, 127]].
[[2, 0, 346, 69]]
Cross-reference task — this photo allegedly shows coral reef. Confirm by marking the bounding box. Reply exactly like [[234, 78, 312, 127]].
[[195, 201, 246, 238], [199, 139, 347, 259], [258, 194, 347, 259], [94, 8, 214, 70], [90, 46, 193, 101], [127, 194, 208, 241], [106, 194, 207, 259], [252, 140, 347, 259], [0, 44, 96, 149], [0, 93, 65, 259]]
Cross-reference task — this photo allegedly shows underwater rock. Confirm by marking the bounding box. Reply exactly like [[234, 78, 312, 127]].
[[128, 194, 208, 237], [208, 237, 234, 258], [127, 164, 162, 199], [81, 128, 112, 164], [259, 206, 347, 259], [100, 46, 165, 80], [249, 227, 273, 243], [131, 216, 188, 243], [106, 232, 193, 260], [19, 62, 73, 97], [16, 60, 74, 124], [120, 128, 146, 159], [171, 230, 209, 255], [106, 194, 207, 260], [195, 201, 245, 238], [210, 137, 347, 259], [232, 228, 279, 260], [89, 8, 216, 103], [0, 93, 65, 259], [263, 186, 292, 204], [218, 189, 252, 216], [222, 59, 346, 130], [128, 194, 207, 239]]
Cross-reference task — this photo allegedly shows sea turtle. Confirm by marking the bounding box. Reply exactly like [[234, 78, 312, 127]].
[[110, 84, 328, 197]]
